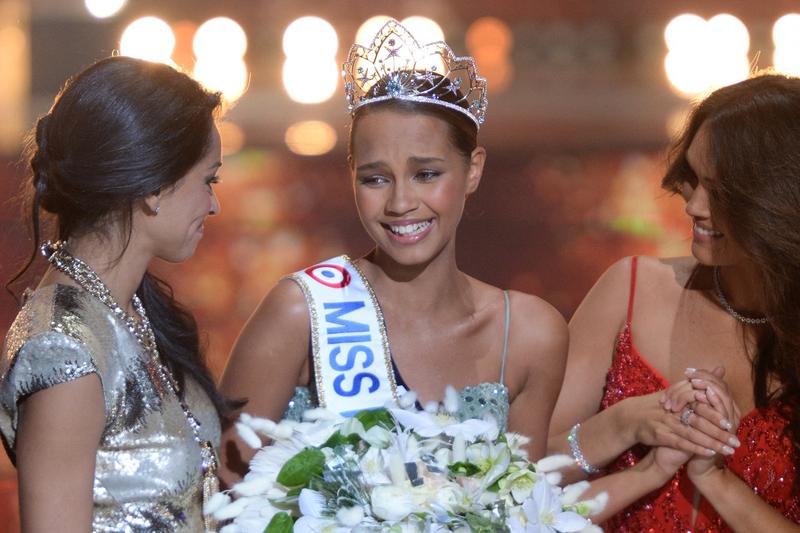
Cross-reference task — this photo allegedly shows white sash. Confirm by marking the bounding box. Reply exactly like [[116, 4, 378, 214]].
[[289, 256, 398, 416]]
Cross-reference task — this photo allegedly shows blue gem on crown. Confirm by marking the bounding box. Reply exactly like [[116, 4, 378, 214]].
[[342, 18, 489, 128]]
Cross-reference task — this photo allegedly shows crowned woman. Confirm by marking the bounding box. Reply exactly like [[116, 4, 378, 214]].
[[219, 18, 569, 484]]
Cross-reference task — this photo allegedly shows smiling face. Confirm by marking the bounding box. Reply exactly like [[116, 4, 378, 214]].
[[350, 108, 485, 267], [144, 125, 222, 263], [680, 123, 748, 267]]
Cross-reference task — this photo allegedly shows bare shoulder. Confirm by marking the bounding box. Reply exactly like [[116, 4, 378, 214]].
[[506, 290, 568, 349], [635, 255, 696, 299], [243, 277, 309, 332]]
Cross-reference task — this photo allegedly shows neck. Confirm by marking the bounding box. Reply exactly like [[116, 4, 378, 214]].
[[52, 233, 153, 313], [360, 246, 471, 313], [716, 261, 766, 317]]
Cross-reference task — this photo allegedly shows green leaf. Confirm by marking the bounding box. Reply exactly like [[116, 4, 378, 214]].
[[263, 512, 293, 533], [464, 511, 507, 532], [448, 461, 481, 476], [276, 447, 325, 487], [354, 408, 394, 430], [321, 430, 361, 449]]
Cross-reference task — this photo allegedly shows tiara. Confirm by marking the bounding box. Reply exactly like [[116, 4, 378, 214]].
[[342, 19, 488, 128]]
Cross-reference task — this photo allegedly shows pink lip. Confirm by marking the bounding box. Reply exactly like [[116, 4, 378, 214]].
[[382, 219, 434, 244]]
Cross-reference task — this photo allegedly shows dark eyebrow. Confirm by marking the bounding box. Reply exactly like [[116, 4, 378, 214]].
[[355, 161, 387, 173], [408, 156, 445, 165]]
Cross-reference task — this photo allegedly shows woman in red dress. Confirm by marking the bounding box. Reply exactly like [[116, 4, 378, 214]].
[[548, 73, 800, 531]]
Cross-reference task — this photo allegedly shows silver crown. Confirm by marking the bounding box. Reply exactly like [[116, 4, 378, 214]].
[[342, 19, 488, 128]]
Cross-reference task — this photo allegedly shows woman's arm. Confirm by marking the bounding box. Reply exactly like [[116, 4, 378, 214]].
[[505, 292, 569, 460], [218, 279, 312, 486], [689, 465, 800, 532], [548, 257, 735, 482], [16, 374, 105, 533]]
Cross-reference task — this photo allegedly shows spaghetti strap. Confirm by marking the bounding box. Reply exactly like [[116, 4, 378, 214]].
[[627, 256, 639, 324], [500, 290, 510, 385]]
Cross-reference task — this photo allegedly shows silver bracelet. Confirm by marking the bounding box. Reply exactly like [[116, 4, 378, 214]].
[[567, 422, 602, 474]]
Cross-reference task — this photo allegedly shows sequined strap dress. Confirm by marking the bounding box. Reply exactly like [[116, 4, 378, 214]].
[[0, 285, 221, 532], [284, 287, 511, 430], [599, 257, 799, 532]]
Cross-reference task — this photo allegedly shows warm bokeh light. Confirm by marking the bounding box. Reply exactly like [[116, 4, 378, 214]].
[[400, 16, 444, 44], [664, 51, 714, 96], [282, 16, 338, 58], [707, 14, 749, 55], [218, 121, 245, 156], [466, 17, 514, 93], [664, 13, 750, 97], [466, 17, 513, 57], [664, 14, 708, 53], [773, 14, 800, 76], [119, 17, 175, 63], [284, 120, 337, 156], [194, 17, 247, 60], [773, 13, 800, 47], [193, 57, 248, 101], [85, 0, 126, 19], [355, 15, 392, 46], [282, 57, 339, 104]]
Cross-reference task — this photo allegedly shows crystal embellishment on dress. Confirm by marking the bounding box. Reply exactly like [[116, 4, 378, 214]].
[[342, 18, 488, 128]]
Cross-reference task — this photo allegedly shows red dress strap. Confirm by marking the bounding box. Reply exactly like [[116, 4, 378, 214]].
[[627, 256, 639, 325]]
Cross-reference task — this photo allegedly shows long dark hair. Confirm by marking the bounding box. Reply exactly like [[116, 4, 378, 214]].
[[348, 73, 479, 164], [8, 56, 235, 418], [663, 73, 800, 487]]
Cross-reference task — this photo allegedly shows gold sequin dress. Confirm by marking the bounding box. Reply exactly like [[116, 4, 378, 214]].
[[0, 284, 220, 532]]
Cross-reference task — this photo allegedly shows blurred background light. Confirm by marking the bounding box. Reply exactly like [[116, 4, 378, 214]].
[[773, 14, 800, 76], [85, 0, 126, 19], [282, 16, 338, 104], [355, 15, 392, 46], [193, 17, 247, 60], [193, 57, 248, 101], [282, 57, 339, 103], [119, 17, 175, 64], [284, 120, 337, 156], [282, 16, 338, 58], [400, 16, 444, 44], [466, 17, 514, 93], [663, 13, 749, 97]]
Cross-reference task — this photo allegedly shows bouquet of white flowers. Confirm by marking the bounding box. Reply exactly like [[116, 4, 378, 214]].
[[207, 388, 605, 533]]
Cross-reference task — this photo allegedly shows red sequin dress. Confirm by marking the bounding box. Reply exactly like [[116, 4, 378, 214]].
[[599, 257, 800, 532]]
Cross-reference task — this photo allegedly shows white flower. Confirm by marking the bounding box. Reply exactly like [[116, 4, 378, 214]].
[[203, 491, 230, 515], [294, 489, 347, 533], [336, 505, 364, 527], [508, 480, 588, 533], [498, 468, 541, 503], [389, 408, 496, 442], [359, 446, 392, 485], [370, 485, 419, 521], [561, 481, 590, 505]]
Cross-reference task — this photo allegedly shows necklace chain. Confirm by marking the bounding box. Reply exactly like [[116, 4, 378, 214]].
[[42, 241, 218, 474], [712, 266, 769, 325]]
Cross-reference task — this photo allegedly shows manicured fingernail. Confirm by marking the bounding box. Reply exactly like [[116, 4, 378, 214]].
[[720, 419, 732, 430], [722, 445, 735, 455], [685, 367, 697, 375], [706, 387, 717, 398], [691, 379, 705, 386], [659, 394, 666, 404], [704, 448, 716, 456], [729, 436, 741, 447], [663, 400, 672, 410]]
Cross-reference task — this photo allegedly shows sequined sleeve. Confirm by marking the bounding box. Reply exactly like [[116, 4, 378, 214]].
[[0, 331, 98, 449]]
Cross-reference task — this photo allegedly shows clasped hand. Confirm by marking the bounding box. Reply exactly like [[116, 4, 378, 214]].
[[633, 366, 741, 480]]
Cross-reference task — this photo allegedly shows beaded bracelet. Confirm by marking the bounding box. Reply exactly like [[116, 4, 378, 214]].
[[567, 422, 602, 474]]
